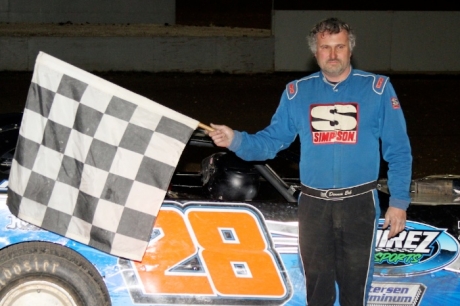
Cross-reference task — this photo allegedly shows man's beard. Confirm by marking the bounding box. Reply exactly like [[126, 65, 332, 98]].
[[321, 59, 349, 77]]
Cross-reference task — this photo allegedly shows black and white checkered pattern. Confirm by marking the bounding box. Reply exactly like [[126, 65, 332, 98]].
[[7, 52, 198, 261]]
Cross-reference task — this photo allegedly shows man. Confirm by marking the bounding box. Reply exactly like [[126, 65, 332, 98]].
[[208, 17, 412, 306]]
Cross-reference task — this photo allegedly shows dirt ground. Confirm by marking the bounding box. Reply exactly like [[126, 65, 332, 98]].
[[0, 71, 459, 179]]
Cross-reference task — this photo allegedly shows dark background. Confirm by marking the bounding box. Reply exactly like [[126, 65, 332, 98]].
[[1, 3, 459, 179], [176, 1, 460, 29], [1, 72, 459, 179]]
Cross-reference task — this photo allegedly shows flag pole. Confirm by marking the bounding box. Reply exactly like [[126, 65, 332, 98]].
[[198, 122, 214, 132]]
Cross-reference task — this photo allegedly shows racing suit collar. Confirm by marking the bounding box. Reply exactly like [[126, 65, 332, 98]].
[[321, 66, 353, 88]]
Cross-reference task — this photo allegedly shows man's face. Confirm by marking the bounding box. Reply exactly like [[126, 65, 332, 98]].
[[314, 30, 352, 82]]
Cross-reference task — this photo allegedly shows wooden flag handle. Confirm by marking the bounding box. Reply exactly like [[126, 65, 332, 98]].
[[198, 122, 214, 132]]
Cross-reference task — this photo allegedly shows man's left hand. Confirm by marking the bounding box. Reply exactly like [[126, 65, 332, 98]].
[[382, 207, 406, 238]]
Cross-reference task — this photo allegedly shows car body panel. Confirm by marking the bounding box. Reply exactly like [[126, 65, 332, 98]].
[[2, 114, 460, 305], [2, 186, 460, 305]]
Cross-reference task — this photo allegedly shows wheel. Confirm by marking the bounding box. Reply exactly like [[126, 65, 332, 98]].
[[0, 242, 111, 306]]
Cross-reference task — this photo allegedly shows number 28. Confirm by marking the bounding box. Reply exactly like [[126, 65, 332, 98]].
[[133, 204, 290, 301]]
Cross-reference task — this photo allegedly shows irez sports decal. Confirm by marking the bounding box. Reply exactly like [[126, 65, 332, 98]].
[[310, 103, 358, 144], [374, 220, 460, 276], [118, 201, 293, 305]]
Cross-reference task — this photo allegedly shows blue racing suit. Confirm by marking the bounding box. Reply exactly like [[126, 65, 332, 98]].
[[228, 69, 412, 305]]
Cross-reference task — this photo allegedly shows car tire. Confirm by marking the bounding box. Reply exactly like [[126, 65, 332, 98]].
[[0, 241, 111, 306]]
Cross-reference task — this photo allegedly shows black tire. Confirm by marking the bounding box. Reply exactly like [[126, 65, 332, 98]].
[[0, 241, 111, 305]]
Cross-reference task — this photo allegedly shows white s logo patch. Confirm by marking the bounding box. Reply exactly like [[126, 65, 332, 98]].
[[310, 103, 358, 144]]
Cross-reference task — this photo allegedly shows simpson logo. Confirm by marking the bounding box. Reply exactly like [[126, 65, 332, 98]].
[[391, 97, 400, 109], [376, 77, 384, 89], [374, 220, 460, 276], [119, 202, 293, 305], [310, 103, 358, 144], [288, 83, 295, 94]]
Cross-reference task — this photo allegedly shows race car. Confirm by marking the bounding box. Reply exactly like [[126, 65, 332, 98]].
[[1, 112, 460, 305]]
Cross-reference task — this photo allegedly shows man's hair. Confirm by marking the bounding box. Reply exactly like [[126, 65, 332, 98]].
[[307, 17, 356, 53]]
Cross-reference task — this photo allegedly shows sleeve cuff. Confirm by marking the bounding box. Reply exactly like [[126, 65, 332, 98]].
[[389, 197, 410, 211], [228, 130, 242, 151]]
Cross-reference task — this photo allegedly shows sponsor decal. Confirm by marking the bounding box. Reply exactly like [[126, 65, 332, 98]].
[[119, 202, 293, 305], [6, 215, 41, 231], [391, 97, 400, 109], [376, 77, 384, 89], [368, 282, 426, 306], [374, 220, 460, 276], [288, 83, 295, 95], [310, 103, 358, 144]]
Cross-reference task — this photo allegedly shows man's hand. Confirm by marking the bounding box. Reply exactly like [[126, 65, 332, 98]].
[[207, 123, 234, 148], [382, 207, 406, 238]]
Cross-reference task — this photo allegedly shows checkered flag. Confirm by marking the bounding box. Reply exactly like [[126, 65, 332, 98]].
[[7, 52, 198, 261]]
